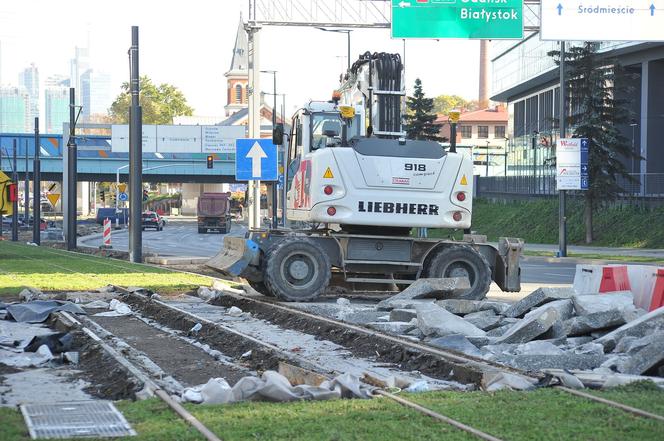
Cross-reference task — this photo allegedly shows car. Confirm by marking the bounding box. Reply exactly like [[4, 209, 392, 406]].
[[141, 211, 165, 231]]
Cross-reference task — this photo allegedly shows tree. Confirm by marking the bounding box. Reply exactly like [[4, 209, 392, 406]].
[[108, 76, 194, 124], [549, 43, 638, 243], [433, 95, 479, 115], [404, 78, 443, 141]]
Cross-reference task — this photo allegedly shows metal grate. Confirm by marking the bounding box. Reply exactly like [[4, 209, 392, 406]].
[[20, 401, 136, 439]]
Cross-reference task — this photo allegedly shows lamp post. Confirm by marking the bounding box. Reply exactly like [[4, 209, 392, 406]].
[[485, 140, 490, 177], [630, 121, 638, 174], [316, 28, 352, 71], [261, 70, 278, 229]]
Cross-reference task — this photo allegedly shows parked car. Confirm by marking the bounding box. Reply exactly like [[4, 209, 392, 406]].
[[141, 211, 165, 231]]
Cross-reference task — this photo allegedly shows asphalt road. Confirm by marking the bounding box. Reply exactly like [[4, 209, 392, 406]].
[[80, 221, 577, 285], [79, 220, 247, 257]]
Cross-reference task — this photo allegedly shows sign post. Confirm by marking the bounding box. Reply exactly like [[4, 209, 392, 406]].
[[391, 0, 523, 39]]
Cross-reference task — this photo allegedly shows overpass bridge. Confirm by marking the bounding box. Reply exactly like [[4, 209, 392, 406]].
[[0, 132, 239, 183]]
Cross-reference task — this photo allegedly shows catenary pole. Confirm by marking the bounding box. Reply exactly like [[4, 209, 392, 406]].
[[33, 117, 40, 245], [12, 139, 18, 241], [559, 41, 567, 257], [67, 88, 77, 250], [129, 26, 143, 263]]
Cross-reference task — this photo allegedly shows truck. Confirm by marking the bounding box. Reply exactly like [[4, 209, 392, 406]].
[[208, 52, 523, 301], [197, 192, 232, 234]]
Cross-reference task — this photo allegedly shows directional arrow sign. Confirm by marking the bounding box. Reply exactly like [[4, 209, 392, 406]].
[[541, 0, 664, 41], [235, 138, 278, 181], [391, 0, 523, 39]]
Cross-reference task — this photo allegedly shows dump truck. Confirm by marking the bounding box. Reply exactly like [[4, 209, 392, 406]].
[[197, 192, 232, 234]]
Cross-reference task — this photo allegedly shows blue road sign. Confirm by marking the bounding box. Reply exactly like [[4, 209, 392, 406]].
[[277, 174, 284, 190], [235, 139, 278, 181], [118, 192, 128, 202]]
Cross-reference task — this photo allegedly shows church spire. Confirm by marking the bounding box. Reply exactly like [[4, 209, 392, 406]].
[[227, 16, 248, 76]]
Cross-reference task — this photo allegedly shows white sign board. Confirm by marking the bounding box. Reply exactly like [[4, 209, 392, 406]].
[[111, 125, 157, 152], [156, 126, 201, 153], [557, 138, 589, 190], [541, 0, 664, 41], [202, 125, 246, 154]]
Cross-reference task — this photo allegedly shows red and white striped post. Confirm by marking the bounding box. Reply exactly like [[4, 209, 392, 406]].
[[102, 218, 112, 248]]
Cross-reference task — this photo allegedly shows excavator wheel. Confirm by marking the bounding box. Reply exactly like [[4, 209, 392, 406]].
[[422, 245, 492, 300], [247, 281, 272, 297], [264, 237, 331, 302]]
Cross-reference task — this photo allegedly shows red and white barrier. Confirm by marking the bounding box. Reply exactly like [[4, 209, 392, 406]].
[[573, 264, 663, 311], [103, 218, 112, 248]]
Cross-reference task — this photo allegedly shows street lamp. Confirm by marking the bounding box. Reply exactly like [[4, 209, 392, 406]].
[[485, 140, 490, 177], [316, 28, 352, 71], [630, 121, 638, 174]]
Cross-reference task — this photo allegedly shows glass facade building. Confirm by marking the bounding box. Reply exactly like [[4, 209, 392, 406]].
[[45, 87, 69, 134], [80, 69, 112, 121], [0, 87, 29, 133]]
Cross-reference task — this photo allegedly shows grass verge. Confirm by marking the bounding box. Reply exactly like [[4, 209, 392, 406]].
[[1, 385, 662, 441], [0, 241, 213, 296], [429, 198, 664, 248]]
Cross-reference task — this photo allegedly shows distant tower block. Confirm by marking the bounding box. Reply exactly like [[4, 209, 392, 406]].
[[479, 40, 490, 109]]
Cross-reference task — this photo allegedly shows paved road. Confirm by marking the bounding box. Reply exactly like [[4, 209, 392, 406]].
[[79, 220, 247, 257], [80, 222, 579, 285]]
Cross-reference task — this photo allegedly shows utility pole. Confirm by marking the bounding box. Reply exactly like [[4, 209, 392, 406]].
[[66, 88, 77, 250], [12, 139, 18, 241], [33, 117, 40, 245], [261, 70, 278, 229], [532, 132, 538, 194], [558, 41, 567, 258], [247, 23, 261, 230], [24, 140, 29, 224], [129, 26, 143, 262]]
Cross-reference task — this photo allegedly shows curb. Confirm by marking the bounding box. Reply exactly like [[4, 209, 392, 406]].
[[521, 255, 662, 266]]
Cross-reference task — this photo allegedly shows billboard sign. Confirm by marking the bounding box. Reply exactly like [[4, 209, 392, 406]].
[[557, 138, 589, 191], [202, 125, 246, 154], [541, 0, 664, 41], [111, 125, 248, 154], [111, 125, 157, 152]]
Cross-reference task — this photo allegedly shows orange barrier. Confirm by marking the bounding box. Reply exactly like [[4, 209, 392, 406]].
[[648, 269, 664, 311], [599, 266, 631, 293]]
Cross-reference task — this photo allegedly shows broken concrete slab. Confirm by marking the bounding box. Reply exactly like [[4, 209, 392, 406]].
[[563, 309, 627, 337], [415, 304, 486, 338], [428, 334, 482, 358], [617, 332, 664, 376], [513, 341, 564, 356], [503, 287, 575, 318], [564, 336, 595, 348], [377, 278, 471, 311], [483, 372, 537, 391], [494, 353, 605, 372], [339, 309, 390, 325], [525, 299, 575, 322], [435, 299, 483, 315], [389, 309, 417, 322], [595, 306, 664, 352], [463, 310, 503, 331], [466, 336, 492, 347], [435, 299, 510, 315], [573, 342, 605, 357], [366, 321, 416, 335], [573, 292, 634, 315], [494, 307, 559, 344]]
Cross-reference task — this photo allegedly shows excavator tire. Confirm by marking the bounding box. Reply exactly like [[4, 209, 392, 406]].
[[264, 237, 331, 302], [422, 245, 492, 300]]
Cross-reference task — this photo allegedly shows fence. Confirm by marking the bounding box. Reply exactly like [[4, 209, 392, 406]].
[[476, 173, 664, 202]]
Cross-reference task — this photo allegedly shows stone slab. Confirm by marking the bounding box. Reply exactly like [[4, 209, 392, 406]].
[[563, 309, 627, 337], [389, 309, 417, 322], [428, 334, 482, 357], [415, 304, 486, 338], [573, 292, 634, 315], [504, 287, 575, 318], [595, 306, 664, 352], [378, 278, 470, 311], [495, 353, 606, 372], [494, 307, 559, 344]]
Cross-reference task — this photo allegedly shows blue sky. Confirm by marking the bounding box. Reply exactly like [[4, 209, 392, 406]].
[[0, 0, 489, 119]]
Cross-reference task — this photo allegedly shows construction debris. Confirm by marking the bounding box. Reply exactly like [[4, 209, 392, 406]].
[[376, 277, 471, 310]]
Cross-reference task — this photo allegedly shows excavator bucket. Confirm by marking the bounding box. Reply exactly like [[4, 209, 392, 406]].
[[206, 236, 259, 277]]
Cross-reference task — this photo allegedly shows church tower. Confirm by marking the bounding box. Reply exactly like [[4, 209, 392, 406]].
[[224, 18, 248, 117]]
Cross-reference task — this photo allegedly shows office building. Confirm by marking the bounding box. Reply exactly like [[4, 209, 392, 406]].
[[0, 87, 29, 133], [18, 63, 39, 126], [80, 68, 112, 120]]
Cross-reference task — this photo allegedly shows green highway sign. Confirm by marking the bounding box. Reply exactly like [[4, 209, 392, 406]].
[[391, 0, 523, 39]]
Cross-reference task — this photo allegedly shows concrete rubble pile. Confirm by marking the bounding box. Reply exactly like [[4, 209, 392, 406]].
[[348, 279, 664, 388]]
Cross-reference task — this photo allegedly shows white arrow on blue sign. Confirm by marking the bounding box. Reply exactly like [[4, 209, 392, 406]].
[[235, 139, 278, 181]]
